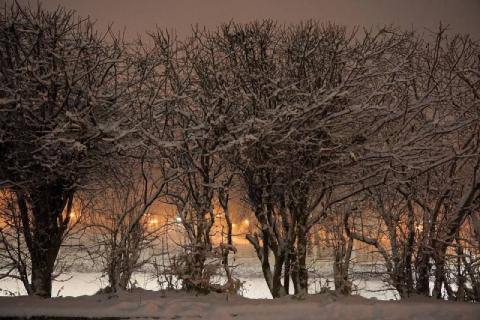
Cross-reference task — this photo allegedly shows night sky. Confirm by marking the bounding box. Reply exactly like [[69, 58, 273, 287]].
[[16, 0, 480, 39]]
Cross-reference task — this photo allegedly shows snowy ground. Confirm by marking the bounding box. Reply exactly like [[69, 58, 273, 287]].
[[0, 270, 397, 300], [0, 289, 478, 320], [0, 256, 476, 319], [0, 255, 398, 300]]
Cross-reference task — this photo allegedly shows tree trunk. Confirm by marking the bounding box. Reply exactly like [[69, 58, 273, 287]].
[[415, 247, 431, 296], [283, 251, 291, 295], [246, 232, 287, 298], [292, 220, 309, 295], [30, 255, 55, 298], [272, 253, 286, 298], [333, 236, 353, 295], [29, 216, 62, 298], [297, 232, 308, 294], [16, 184, 73, 298], [432, 246, 447, 299]]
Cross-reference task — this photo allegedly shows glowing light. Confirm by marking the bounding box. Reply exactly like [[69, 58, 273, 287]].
[[232, 223, 237, 228], [149, 217, 159, 226], [243, 219, 249, 226], [176, 216, 182, 223]]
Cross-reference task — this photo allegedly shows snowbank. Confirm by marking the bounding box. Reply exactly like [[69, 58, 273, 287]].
[[0, 290, 477, 320]]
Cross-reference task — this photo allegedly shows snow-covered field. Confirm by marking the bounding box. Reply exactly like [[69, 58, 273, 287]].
[[0, 289, 478, 320], [0, 254, 398, 300], [0, 270, 397, 300]]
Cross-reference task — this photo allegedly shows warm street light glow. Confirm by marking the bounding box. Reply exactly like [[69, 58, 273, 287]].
[[149, 217, 159, 226]]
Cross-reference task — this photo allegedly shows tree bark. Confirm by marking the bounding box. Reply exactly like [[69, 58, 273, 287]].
[[16, 184, 73, 298]]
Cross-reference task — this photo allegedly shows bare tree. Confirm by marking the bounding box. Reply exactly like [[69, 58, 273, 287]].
[[345, 28, 480, 300], [210, 21, 421, 297], [85, 158, 167, 293], [0, 3, 132, 297], [140, 28, 241, 293]]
